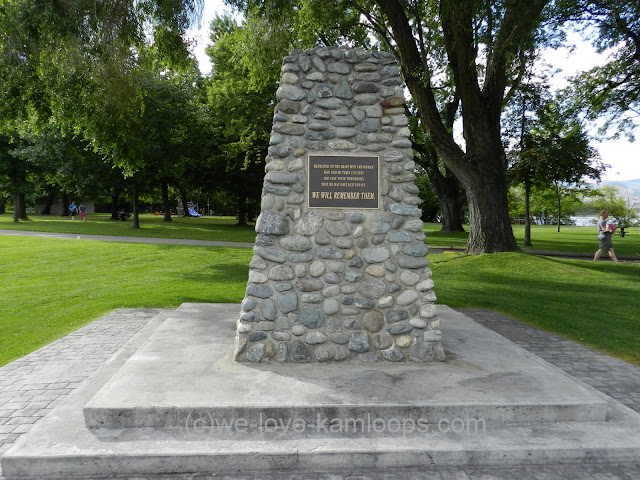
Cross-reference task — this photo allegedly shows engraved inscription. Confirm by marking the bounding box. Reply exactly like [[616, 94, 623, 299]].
[[308, 155, 380, 209]]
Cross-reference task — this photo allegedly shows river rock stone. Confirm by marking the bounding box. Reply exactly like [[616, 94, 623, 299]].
[[261, 299, 278, 321], [289, 340, 310, 363], [386, 309, 408, 323], [323, 298, 340, 315], [236, 46, 442, 364], [362, 310, 384, 332], [298, 306, 325, 328], [294, 212, 323, 235], [306, 331, 328, 344], [349, 332, 371, 353], [381, 346, 404, 361], [277, 292, 298, 314], [397, 290, 419, 306], [256, 211, 289, 235], [246, 343, 265, 362], [358, 277, 387, 299], [247, 284, 274, 299], [279, 235, 312, 252], [362, 247, 390, 264], [397, 256, 430, 269]]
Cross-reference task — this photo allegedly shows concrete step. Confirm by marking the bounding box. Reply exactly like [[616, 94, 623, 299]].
[[83, 304, 607, 429], [2, 304, 639, 479], [4, 417, 640, 477]]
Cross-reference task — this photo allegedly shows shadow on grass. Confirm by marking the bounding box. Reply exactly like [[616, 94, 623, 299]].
[[537, 255, 640, 280], [177, 263, 250, 283]]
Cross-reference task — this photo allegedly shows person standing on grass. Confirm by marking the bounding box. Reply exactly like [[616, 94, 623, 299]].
[[69, 201, 77, 221], [78, 202, 87, 222], [593, 210, 618, 263]]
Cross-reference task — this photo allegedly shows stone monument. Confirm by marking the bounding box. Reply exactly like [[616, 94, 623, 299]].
[[234, 46, 444, 363]]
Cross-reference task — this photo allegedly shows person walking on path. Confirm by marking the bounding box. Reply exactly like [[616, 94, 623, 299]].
[[593, 210, 618, 262], [69, 201, 78, 221], [78, 202, 87, 222]]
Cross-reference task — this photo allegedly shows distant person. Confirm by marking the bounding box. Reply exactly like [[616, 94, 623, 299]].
[[593, 210, 618, 263], [69, 201, 77, 221], [78, 202, 87, 222]]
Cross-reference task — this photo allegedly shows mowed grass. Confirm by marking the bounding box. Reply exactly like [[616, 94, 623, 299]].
[[4, 213, 639, 256], [0, 236, 252, 366], [424, 223, 640, 256], [430, 252, 640, 365], [0, 213, 257, 243], [1, 221, 639, 367]]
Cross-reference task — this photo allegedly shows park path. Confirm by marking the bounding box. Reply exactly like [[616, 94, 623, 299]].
[[0, 229, 254, 248], [2, 228, 637, 261]]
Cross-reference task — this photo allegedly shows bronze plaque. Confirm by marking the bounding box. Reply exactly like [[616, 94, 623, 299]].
[[307, 155, 380, 209]]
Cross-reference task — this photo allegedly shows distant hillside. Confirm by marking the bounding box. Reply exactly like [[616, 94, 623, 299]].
[[600, 179, 640, 194]]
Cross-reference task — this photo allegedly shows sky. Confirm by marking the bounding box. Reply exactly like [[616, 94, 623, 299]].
[[188, 1, 639, 183], [186, 0, 230, 74]]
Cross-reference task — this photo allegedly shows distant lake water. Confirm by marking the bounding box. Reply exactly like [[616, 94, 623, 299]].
[[571, 216, 597, 227]]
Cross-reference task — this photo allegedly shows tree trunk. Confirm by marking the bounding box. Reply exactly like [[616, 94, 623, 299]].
[[179, 186, 193, 217], [42, 192, 55, 215], [131, 182, 140, 229], [377, 0, 532, 254], [414, 149, 466, 233], [523, 179, 532, 247], [463, 163, 519, 254], [110, 190, 120, 221], [19, 195, 28, 220], [12, 190, 28, 220], [432, 168, 465, 232], [13, 193, 25, 223], [161, 180, 173, 222], [556, 184, 561, 233], [0, 196, 5, 214], [237, 195, 248, 226]]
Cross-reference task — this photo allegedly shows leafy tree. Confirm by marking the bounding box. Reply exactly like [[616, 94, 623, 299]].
[[0, 0, 204, 227], [590, 185, 640, 225], [226, 0, 573, 253], [409, 107, 466, 232], [560, 0, 640, 138], [504, 62, 552, 246], [205, 15, 276, 225], [517, 101, 606, 232]]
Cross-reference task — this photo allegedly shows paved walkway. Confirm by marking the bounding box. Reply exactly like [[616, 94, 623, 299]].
[[0, 229, 255, 248], [1, 307, 639, 479], [0, 309, 165, 456], [3, 230, 639, 262]]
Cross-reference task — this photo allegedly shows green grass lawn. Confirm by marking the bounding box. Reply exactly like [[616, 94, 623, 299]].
[[0, 213, 258, 243], [1, 233, 638, 367], [430, 252, 640, 365], [0, 236, 252, 366], [425, 223, 640, 256], [4, 213, 639, 256]]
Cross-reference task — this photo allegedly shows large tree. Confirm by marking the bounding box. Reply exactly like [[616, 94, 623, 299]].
[[373, 0, 551, 253], [0, 0, 204, 216], [504, 64, 552, 246], [561, 0, 640, 138], [518, 101, 605, 232], [205, 15, 276, 225], [228, 0, 564, 253]]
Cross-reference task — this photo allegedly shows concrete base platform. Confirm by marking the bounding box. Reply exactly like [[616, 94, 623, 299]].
[[3, 304, 640, 478], [83, 304, 608, 428]]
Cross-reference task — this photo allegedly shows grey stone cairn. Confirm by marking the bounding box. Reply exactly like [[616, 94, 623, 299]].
[[234, 46, 443, 363]]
